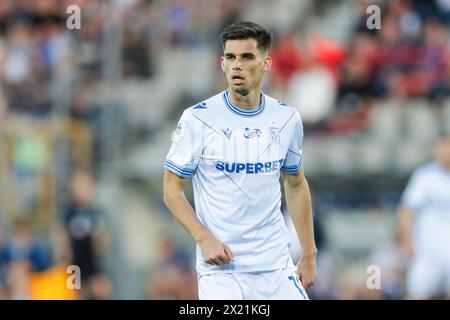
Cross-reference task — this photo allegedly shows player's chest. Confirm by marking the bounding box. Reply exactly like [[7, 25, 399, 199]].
[[427, 176, 450, 209], [201, 125, 288, 162]]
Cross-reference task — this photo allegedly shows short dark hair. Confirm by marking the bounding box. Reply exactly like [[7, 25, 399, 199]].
[[220, 21, 272, 53]]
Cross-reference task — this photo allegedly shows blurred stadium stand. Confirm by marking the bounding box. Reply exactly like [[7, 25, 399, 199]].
[[1, 0, 450, 299]]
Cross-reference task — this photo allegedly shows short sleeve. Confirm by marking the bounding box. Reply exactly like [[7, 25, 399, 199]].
[[164, 110, 202, 178], [281, 110, 304, 174], [400, 171, 428, 212]]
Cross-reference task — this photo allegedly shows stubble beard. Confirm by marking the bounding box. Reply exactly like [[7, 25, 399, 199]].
[[235, 87, 249, 96]]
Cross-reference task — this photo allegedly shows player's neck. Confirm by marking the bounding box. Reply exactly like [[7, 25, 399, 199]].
[[441, 162, 450, 171], [227, 88, 262, 111]]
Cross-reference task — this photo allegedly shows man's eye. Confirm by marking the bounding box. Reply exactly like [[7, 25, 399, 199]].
[[227, 56, 235, 60]]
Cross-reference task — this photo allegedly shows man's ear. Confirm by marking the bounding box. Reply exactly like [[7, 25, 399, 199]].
[[220, 56, 226, 72], [262, 56, 272, 72]]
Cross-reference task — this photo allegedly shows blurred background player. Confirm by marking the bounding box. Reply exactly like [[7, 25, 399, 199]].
[[398, 136, 450, 299], [163, 21, 317, 300]]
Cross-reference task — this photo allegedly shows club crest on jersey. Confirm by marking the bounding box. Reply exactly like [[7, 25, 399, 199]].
[[222, 128, 233, 140], [269, 127, 280, 144], [244, 128, 261, 139]]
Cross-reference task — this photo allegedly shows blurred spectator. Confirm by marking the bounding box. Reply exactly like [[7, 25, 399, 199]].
[[146, 236, 197, 299], [336, 267, 367, 300], [367, 232, 407, 299], [8, 260, 31, 299], [436, 0, 450, 23], [165, 0, 200, 48], [1, 22, 33, 86], [1, 219, 52, 299], [27, 222, 77, 300], [122, 26, 151, 79], [63, 170, 110, 291], [28, 264, 79, 300], [69, 85, 102, 169], [421, 18, 450, 100], [286, 38, 337, 126], [2, 116, 53, 221], [337, 33, 378, 110], [0, 227, 8, 289], [0, 86, 7, 127], [121, 1, 154, 79], [270, 31, 302, 89], [311, 37, 346, 83], [86, 273, 114, 300], [2, 219, 52, 273]]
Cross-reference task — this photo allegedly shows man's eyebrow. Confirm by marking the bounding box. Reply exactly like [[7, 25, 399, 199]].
[[224, 52, 256, 57]]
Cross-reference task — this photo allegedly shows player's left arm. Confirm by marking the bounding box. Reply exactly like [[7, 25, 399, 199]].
[[283, 169, 317, 290]]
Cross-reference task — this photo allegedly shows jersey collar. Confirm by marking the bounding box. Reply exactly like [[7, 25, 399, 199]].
[[222, 90, 265, 117]]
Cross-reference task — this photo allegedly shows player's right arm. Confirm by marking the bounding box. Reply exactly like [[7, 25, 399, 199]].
[[398, 205, 415, 259], [163, 170, 234, 265], [397, 169, 426, 260]]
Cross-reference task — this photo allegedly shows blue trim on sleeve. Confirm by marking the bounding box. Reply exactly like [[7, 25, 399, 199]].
[[164, 163, 192, 178], [281, 163, 302, 174], [164, 160, 194, 178], [165, 159, 194, 173], [282, 164, 299, 169]]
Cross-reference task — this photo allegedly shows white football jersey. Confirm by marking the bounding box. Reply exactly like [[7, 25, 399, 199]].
[[164, 90, 304, 275], [401, 162, 450, 255]]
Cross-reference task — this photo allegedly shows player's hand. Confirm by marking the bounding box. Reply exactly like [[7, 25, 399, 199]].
[[198, 235, 235, 265], [402, 241, 415, 260], [296, 253, 317, 291]]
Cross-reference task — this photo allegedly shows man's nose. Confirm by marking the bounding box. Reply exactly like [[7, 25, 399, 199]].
[[233, 59, 242, 70]]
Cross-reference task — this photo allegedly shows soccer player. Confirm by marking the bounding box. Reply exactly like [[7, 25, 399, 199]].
[[398, 136, 450, 299], [163, 21, 317, 300]]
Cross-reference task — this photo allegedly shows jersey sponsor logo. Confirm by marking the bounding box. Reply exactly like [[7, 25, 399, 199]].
[[244, 127, 261, 139], [222, 128, 233, 140], [215, 159, 284, 174]]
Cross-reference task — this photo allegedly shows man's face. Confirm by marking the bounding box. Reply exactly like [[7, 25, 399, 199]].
[[221, 38, 271, 96], [434, 138, 450, 169]]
